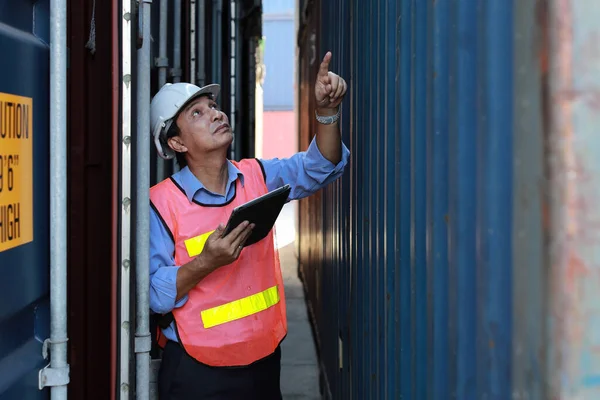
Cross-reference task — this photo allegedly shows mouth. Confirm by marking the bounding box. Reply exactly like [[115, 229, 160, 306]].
[[214, 124, 230, 134]]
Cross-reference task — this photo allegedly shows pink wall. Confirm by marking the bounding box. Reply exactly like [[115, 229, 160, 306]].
[[262, 111, 296, 160]]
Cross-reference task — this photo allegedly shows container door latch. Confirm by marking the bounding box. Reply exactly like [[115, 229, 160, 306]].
[[38, 338, 71, 390]]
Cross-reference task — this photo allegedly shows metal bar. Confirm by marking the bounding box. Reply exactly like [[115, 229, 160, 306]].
[[234, 0, 243, 160], [172, 0, 182, 83], [111, 0, 120, 395], [48, 0, 69, 396], [172, 0, 182, 173], [230, 0, 237, 159], [214, 0, 223, 84], [118, 0, 133, 396], [189, 0, 196, 84], [158, 0, 168, 86], [135, 1, 152, 399], [245, 37, 257, 158], [156, 0, 168, 182], [196, 0, 206, 86]]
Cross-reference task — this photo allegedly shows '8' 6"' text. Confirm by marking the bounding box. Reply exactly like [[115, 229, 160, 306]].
[[0, 154, 19, 193]]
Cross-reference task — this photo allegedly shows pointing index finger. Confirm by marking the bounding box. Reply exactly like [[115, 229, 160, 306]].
[[318, 51, 332, 77]]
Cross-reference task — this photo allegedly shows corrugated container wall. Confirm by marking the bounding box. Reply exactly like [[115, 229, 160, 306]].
[[0, 1, 50, 399], [297, 0, 600, 399]]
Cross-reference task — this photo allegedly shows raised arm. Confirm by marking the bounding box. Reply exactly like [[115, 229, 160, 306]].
[[259, 51, 350, 200]]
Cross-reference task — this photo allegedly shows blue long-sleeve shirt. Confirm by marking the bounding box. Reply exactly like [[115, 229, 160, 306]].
[[149, 137, 350, 342]]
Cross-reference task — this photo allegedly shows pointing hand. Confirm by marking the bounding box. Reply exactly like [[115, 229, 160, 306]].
[[314, 51, 348, 109]]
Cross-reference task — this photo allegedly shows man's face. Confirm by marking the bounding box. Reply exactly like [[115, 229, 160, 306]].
[[168, 95, 232, 157]]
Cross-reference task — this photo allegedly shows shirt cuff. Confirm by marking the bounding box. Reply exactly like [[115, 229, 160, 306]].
[[304, 137, 350, 179], [174, 293, 189, 308], [150, 265, 189, 313]]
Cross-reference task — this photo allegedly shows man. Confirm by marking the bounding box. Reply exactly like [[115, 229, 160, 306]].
[[149, 51, 349, 399]]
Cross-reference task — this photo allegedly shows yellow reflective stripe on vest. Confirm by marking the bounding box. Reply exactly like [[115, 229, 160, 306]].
[[201, 285, 280, 329], [184, 230, 215, 257]]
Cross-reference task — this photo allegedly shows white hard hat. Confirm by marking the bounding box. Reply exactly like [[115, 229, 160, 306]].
[[150, 82, 221, 159]]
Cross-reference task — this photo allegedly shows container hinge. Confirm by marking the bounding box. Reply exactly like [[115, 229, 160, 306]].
[[135, 333, 152, 353], [39, 364, 70, 390], [39, 338, 70, 389]]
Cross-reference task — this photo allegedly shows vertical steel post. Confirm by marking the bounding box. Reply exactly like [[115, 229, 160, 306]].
[[196, 0, 206, 87], [157, 0, 169, 87], [172, 0, 182, 173], [156, 0, 168, 181], [45, 0, 70, 397], [229, 0, 237, 159], [213, 0, 223, 84], [172, 0, 182, 84], [118, 0, 134, 396], [135, 1, 152, 399]]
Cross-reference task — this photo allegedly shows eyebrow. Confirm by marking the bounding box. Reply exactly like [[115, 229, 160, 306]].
[[183, 97, 216, 114]]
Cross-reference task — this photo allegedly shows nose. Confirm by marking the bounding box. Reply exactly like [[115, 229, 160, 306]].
[[211, 108, 223, 122]]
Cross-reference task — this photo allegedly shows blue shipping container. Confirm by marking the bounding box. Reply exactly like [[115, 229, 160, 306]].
[[262, 1, 295, 111], [297, 0, 600, 399], [0, 1, 50, 399], [263, 0, 295, 16]]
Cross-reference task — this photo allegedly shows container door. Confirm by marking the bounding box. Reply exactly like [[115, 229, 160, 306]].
[[0, 1, 50, 399]]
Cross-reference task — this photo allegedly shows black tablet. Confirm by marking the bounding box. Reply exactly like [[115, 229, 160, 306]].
[[223, 184, 291, 247]]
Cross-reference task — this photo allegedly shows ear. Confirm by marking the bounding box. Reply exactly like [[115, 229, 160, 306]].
[[167, 136, 188, 154]]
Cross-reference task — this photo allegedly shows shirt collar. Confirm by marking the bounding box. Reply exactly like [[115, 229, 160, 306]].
[[176, 161, 245, 203]]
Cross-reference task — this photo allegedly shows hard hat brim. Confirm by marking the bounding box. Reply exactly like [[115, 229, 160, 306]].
[[177, 83, 221, 115]]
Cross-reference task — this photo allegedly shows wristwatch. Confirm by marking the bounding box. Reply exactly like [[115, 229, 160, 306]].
[[315, 107, 340, 125]]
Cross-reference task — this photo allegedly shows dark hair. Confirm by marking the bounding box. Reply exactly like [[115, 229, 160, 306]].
[[165, 121, 187, 168]]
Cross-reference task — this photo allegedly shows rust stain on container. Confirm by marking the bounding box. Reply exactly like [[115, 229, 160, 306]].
[[566, 251, 588, 292], [536, 0, 549, 75]]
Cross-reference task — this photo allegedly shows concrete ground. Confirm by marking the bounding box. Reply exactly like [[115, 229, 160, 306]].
[[276, 203, 321, 400]]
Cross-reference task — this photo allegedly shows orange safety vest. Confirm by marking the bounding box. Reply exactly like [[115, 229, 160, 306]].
[[149, 159, 288, 367]]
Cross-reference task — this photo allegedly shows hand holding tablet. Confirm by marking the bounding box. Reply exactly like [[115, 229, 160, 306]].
[[222, 184, 291, 248]]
